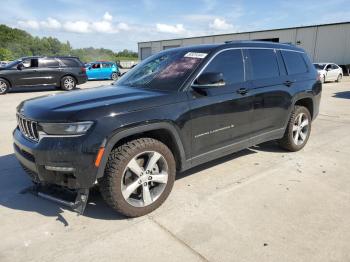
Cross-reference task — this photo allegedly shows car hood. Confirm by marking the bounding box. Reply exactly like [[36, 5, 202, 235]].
[[18, 85, 176, 121]]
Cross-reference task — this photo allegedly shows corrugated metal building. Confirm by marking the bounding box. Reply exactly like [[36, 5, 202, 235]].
[[138, 22, 350, 69]]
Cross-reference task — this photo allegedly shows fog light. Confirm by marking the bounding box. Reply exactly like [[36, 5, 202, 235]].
[[45, 166, 75, 172]]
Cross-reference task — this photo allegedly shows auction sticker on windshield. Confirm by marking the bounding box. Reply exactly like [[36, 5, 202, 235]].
[[184, 52, 208, 59]]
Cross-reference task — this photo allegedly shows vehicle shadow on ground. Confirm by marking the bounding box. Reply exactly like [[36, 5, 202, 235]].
[[177, 141, 283, 180], [0, 154, 125, 226], [0, 142, 283, 224], [333, 91, 350, 99]]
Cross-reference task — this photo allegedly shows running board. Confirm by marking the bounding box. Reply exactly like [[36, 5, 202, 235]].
[[24, 184, 89, 215]]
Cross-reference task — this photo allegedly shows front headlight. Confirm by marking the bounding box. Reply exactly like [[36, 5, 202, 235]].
[[39, 121, 94, 135]]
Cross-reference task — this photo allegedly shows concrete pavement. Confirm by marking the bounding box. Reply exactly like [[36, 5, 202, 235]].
[[0, 78, 349, 262]]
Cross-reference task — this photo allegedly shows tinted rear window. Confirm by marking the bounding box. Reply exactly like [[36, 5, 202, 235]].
[[281, 51, 308, 75], [249, 49, 280, 80], [39, 58, 59, 68], [59, 58, 81, 67], [202, 49, 244, 84]]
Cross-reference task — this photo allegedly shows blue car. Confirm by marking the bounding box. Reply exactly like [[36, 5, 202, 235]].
[[86, 61, 120, 80]]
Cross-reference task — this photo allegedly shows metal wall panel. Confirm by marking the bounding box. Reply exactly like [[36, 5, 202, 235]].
[[314, 24, 347, 64], [249, 29, 296, 43], [295, 27, 317, 61], [138, 23, 350, 64]]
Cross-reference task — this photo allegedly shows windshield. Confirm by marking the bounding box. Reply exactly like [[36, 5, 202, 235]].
[[116, 49, 208, 91], [313, 63, 326, 70], [4, 59, 21, 68]]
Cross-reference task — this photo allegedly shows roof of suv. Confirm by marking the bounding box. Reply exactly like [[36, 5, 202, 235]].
[[160, 40, 305, 55], [19, 56, 81, 60]]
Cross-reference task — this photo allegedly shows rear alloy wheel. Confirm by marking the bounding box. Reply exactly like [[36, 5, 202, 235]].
[[0, 78, 10, 95], [99, 138, 176, 217], [111, 72, 118, 81], [61, 76, 76, 91], [336, 74, 342, 82], [278, 106, 312, 152]]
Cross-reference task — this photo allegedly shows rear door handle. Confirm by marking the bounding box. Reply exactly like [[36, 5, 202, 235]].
[[237, 88, 248, 95], [284, 80, 294, 87]]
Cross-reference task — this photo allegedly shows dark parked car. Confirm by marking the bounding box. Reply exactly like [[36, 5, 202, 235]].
[[13, 41, 321, 217], [0, 56, 87, 94]]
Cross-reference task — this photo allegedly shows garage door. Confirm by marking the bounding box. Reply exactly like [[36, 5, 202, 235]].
[[140, 47, 152, 60]]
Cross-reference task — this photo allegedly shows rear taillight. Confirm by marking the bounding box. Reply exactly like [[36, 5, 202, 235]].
[[81, 67, 86, 73]]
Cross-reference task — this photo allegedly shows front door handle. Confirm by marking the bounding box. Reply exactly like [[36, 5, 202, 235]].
[[237, 88, 248, 95], [284, 80, 294, 87]]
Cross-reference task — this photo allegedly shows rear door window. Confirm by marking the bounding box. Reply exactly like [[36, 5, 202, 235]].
[[59, 58, 80, 67], [39, 58, 59, 68], [202, 49, 244, 85], [281, 50, 308, 75], [248, 49, 280, 80]]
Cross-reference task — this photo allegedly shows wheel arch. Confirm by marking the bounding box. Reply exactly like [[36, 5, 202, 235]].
[[60, 74, 78, 84], [96, 122, 188, 179], [294, 97, 314, 120], [0, 76, 13, 87]]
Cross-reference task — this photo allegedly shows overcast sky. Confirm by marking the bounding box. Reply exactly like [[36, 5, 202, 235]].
[[1, 0, 349, 51]]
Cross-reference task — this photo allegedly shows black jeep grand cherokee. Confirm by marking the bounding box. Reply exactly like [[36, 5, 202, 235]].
[[13, 41, 321, 217], [0, 56, 87, 94]]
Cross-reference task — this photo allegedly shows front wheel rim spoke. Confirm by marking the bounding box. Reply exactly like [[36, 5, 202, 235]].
[[151, 172, 168, 184], [127, 158, 144, 176], [122, 180, 142, 199], [142, 185, 152, 205], [299, 131, 307, 141], [146, 152, 161, 171], [293, 131, 300, 144], [300, 119, 309, 128]]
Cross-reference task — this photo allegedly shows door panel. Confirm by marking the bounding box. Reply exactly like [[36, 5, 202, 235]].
[[189, 49, 254, 158], [87, 63, 102, 79], [246, 49, 292, 136]]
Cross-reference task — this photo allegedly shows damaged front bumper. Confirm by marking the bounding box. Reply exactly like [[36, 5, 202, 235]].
[[13, 128, 101, 214]]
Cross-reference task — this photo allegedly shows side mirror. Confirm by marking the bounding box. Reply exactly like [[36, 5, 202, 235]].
[[192, 72, 225, 88], [17, 63, 24, 70]]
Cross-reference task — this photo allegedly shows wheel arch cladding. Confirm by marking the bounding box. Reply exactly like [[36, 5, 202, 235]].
[[294, 97, 314, 120], [0, 77, 12, 87], [96, 122, 187, 179], [62, 74, 77, 83]]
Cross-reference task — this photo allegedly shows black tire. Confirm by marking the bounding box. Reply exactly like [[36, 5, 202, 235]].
[[278, 106, 312, 152], [60, 76, 76, 91], [99, 138, 176, 217], [0, 78, 10, 95], [111, 72, 118, 81], [336, 74, 342, 82]]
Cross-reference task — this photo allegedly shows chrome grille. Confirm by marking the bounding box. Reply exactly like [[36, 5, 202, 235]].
[[16, 114, 39, 142]]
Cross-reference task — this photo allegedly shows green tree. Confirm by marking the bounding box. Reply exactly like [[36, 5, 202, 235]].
[[0, 48, 13, 60], [0, 24, 138, 62]]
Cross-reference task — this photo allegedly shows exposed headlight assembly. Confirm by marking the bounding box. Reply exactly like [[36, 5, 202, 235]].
[[39, 121, 94, 136]]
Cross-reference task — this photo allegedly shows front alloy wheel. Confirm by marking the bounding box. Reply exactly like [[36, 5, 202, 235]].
[[0, 79, 9, 95], [99, 138, 176, 217], [111, 72, 118, 81], [121, 151, 169, 207]]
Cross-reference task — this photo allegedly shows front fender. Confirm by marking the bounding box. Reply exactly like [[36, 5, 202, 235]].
[[95, 121, 187, 178]]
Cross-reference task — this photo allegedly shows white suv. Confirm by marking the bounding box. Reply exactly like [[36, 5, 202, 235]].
[[313, 63, 343, 83]]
